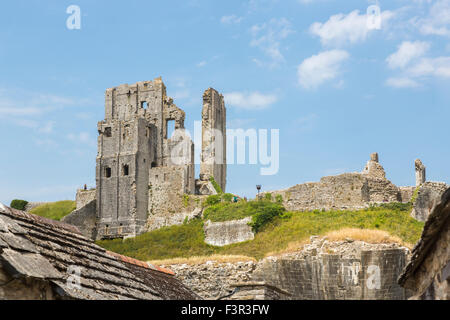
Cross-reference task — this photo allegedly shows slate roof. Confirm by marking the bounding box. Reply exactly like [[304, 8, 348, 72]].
[[0, 203, 199, 300], [398, 187, 450, 288]]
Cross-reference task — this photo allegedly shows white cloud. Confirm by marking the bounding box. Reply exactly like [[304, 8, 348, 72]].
[[221, 15, 243, 24], [297, 50, 349, 89], [67, 132, 96, 147], [309, 9, 394, 46], [418, 0, 450, 36], [386, 41, 430, 69], [224, 91, 278, 110], [385, 77, 420, 88], [408, 57, 450, 78], [294, 113, 318, 131], [250, 18, 294, 67]]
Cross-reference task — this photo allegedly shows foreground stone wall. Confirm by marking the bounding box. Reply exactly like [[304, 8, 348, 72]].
[[411, 182, 449, 222], [203, 217, 255, 246], [164, 261, 257, 300], [162, 239, 410, 300]]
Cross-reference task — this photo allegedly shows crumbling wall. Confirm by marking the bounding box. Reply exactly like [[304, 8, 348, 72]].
[[411, 182, 449, 222], [203, 217, 255, 247], [199, 88, 226, 193], [75, 189, 96, 210], [162, 240, 409, 300], [252, 240, 408, 300], [61, 199, 97, 239], [266, 154, 404, 212], [269, 173, 370, 212], [162, 261, 257, 300]]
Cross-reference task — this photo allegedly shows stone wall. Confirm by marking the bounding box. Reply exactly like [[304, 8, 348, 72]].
[[75, 189, 96, 210], [203, 217, 255, 246], [161, 239, 410, 300], [163, 261, 257, 300], [227, 282, 291, 300], [267, 173, 402, 212], [411, 182, 449, 222], [61, 199, 97, 239]]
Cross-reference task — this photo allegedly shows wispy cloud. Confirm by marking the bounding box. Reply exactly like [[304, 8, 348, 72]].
[[224, 91, 278, 110], [221, 15, 243, 24], [385, 77, 420, 88], [297, 50, 349, 89], [386, 41, 430, 69], [309, 9, 394, 47], [250, 18, 294, 67], [415, 0, 450, 36]]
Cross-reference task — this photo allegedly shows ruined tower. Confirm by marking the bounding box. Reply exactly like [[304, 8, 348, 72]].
[[415, 159, 426, 186], [96, 78, 196, 239], [92, 78, 227, 239], [198, 88, 227, 193]]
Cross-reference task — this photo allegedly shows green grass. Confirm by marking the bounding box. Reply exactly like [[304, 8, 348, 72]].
[[29, 200, 76, 221], [97, 203, 424, 261]]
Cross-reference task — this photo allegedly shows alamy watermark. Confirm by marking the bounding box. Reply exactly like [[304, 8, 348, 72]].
[[66, 5, 81, 30], [168, 121, 279, 176], [367, 4, 382, 30]]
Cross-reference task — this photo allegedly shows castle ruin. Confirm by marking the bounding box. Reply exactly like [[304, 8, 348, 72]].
[[67, 78, 226, 240]]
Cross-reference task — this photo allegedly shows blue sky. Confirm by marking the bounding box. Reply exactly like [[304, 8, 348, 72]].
[[1, 0, 449, 204]]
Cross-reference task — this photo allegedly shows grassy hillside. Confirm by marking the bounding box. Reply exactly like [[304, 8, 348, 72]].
[[30, 200, 76, 221], [97, 202, 424, 261]]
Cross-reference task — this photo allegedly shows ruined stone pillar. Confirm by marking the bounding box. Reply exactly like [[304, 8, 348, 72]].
[[200, 88, 226, 192], [370, 152, 379, 163], [415, 159, 426, 186]]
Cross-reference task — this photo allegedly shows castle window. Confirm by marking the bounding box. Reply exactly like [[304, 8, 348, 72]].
[[141, 101, 148, 110], [122, 164, 129, 176], [105, 167, 112, 178], [151, 162, 156, 168], [166, 120, 175, 139], [104, 127, 112, 137]]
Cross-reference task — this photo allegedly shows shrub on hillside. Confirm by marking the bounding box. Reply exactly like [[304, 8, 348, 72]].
[[222, 193, 234, 203], [249, 201, 286, 233], [205, 195, 221, 207], [209, 177, 223, 194], [10, 199, 28, 211]]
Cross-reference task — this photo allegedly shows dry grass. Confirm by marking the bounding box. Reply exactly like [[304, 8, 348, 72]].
[[264, 228, 413, 258], [324, 228, 410, 246], [149, 254, 256, 266]]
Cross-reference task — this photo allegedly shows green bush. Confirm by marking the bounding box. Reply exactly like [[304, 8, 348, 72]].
[[209, 177, 223, 194], [10, 199, 29, 211], [275, 194, 283, 203], [205, 195, 221, 207], [222, 193, 234, 202], [264, 193, 273, 201], [249, 202, 286, 232]]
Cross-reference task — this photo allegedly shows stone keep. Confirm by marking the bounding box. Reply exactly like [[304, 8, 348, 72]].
[[199, 88, 227, 193], [95, 78, 205, 239]]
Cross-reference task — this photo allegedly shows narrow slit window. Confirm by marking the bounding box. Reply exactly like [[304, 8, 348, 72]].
[[104, 127, 112, 137], [105, 167, 112, 178], [122, 164, 129, 176], [166, 120, 175, 139]]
